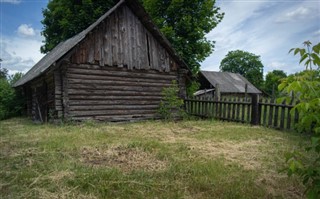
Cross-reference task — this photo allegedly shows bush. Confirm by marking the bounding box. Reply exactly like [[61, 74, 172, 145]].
[[158, 80, 185, 121], [281, 41, 320, 198], [0, 73, 24, 120]]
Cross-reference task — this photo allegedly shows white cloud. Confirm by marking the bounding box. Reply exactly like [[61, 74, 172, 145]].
[[0, 35, 44, 74], [17, 24, 36, 37], [201, 0, 320, 75], [0, 0, 21, 4], [314, 30, 320, 36], [276, 7, 312, 23]]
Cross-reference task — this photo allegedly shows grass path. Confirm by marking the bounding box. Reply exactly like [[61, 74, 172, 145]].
[[0, 118, 308, 198]]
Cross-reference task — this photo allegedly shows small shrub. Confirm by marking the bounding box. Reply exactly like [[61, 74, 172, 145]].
[[158, 80, 185, 121]]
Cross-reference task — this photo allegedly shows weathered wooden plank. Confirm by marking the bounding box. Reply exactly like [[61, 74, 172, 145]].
[[72, 114, 156, 121], [262, 98, 268, 126], [68, 89, 163, 96], [69, 100, 159, 106], [232, 98, 236, 120], [70, 109, 156, 117], [68, 78, 172, 87], [280, 100, 286, 129], [69, 104, 158, 111], [68, 79, 172, 87], [117, 6, 125, 67], [67, 67, 177, 80], [268, 100, 274, 127], [68, 95, 163, 101], [87, 33, 95, 64], [274, 104, 279, 128], [68, 84, 165, 92], [104, 15, 112, 66], [68, 63, 177, 75]]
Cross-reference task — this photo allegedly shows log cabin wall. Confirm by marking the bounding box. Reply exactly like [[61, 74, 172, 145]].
[[63, 4, 184, 121]]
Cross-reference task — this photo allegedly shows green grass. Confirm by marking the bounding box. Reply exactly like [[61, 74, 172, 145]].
[[0, 117, 309, 198]]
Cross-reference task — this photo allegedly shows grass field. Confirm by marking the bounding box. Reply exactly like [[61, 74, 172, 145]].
[[0, 118, 309, 198]]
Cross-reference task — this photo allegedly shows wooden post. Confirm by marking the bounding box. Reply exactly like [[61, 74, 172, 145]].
[[251, 94, 260, 125]]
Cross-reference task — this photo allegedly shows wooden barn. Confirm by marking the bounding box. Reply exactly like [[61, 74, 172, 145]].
[[13, 0, 190, 122], [196, 71, 261, 99]]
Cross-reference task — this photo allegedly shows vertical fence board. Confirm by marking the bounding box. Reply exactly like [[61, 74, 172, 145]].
[[274, 104, 279, 128], [236, 97, 240, 121], [280, 100, 286, 129], [268, 100, 274, 127]]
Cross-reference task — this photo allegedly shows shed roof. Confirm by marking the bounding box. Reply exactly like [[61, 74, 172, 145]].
[[14, 0, 189, 87], [200, 71, 262, 94]]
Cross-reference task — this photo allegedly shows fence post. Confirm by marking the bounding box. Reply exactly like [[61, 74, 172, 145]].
[[251, 94, 260, 125]]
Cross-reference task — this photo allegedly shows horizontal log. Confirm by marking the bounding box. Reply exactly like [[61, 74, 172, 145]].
[[69, 100, 160, 106], [71, 114, 158, 122], [68, 80, 172, 88], [67, 67, 177, 80], [69, 104, 159, 111], [69, 64, 176, 75], [68, 95, 163, 100], [68, 89, 163, 96], [67, 76, 173, 85], [69, 109, 157, 117], [68, 84, 164, 92]]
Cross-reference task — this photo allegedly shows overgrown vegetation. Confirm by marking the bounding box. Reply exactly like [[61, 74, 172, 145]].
[[0, 66, 24, 120], [158, 80, 185, 120], [280, 41, 320, 198], [0, 118, 309, 198]]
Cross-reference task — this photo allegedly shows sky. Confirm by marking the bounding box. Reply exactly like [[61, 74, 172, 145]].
[[0, 0, 319, 77]]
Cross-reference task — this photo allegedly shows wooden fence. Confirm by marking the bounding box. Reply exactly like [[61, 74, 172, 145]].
[[184, 95, 299, 131]]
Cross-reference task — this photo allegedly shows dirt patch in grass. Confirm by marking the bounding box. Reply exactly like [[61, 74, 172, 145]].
[[80, 145, 167, 172]]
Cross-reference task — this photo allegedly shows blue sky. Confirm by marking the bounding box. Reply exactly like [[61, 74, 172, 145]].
[[0, 0, 320, 76]]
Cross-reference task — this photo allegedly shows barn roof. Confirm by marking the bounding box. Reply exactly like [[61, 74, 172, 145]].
[[14, 0, 189, 87], [200, 71, 262, 94]]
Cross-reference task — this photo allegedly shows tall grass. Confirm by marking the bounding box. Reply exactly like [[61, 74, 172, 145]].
[[0, 118, 309, 198]]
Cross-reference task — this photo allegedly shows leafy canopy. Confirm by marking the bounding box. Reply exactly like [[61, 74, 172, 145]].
[[219, 50, 264, 88], [142, 0, 224, 73], [41, 0, 224, 73], [41, 0, 117, 53]]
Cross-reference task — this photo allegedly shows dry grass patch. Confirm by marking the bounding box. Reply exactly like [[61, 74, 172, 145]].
[[80, 145, 167, 172]]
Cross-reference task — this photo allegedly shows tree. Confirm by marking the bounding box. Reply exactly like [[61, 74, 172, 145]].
[[219, 50, 264, 89], [142, 0, 224, 73], [41, 0, 224, 73], [0, 58, 8, 79], [41, 0, 117, 53], [0, 69, 24, 120], [264, 70, 287, 97]]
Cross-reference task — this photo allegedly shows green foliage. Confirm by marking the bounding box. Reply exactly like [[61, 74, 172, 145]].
[[142, 0, 224, 73], [0, 69, 24, 120], [281, 41, 320, 198], [186, 80, 200, 97], [219, 50, 264, 89], [41, 0, 117, 53], [0, 66, 8, 79], [263, 70, 287, 97], [288, 41, 320, 70], [158, 80, 185, 120]]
